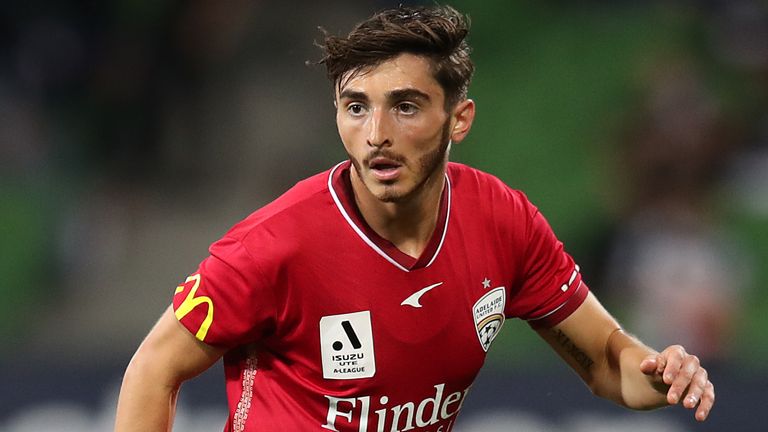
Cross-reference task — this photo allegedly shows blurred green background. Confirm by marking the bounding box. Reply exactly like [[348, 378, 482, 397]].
[[448, 0, 768, 371]]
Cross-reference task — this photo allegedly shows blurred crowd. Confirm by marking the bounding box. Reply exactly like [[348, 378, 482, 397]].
[[597, 0, 768, 366], [1, 0, 376, 358]]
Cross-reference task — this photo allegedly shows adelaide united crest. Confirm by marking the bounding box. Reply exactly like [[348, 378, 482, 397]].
[[472, 287, 506, 352]]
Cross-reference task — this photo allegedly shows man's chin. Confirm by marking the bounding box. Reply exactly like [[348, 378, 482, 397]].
[[378, 194, 403, 203], [361, 178, 409, 203], [372, 185, 406, 203]]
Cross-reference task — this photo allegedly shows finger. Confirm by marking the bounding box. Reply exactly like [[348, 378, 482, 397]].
[[682, 367, 708, 409], [667, 354, 700, 405], [655, 353, 667, 376], [695, 381, 715, 422], [639, 355, 660, 376], [661, 345, 685, 386]]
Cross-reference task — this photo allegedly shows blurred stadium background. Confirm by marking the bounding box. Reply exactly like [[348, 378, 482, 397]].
[[1, 0, 767, 430]]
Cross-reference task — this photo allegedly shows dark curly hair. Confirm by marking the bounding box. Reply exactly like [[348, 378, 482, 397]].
[[317, 5, 474, 110]]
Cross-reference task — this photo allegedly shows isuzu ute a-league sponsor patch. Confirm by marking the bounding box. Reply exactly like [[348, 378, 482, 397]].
[[320, 311, 376, 379], [473, 287, 505, 352]]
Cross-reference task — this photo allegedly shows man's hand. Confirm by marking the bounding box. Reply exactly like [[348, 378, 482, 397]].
[[639, 345, 715, 421]]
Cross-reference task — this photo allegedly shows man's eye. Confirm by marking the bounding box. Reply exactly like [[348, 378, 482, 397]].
[[347, 103, 366, 115], [396, 103, 418, 115]]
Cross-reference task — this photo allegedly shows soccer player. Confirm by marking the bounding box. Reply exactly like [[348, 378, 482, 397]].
[[114, 5, 715, 432]]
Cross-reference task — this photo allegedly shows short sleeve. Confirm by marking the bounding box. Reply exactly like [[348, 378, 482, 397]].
[[172, 236, 275, 347], [506, 197, 588, 328]]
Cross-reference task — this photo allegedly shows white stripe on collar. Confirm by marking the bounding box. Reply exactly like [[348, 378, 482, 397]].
[[327, 161, 451, 273]]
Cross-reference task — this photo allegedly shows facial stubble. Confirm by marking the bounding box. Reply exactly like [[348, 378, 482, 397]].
[[350, 118, 452, 203]]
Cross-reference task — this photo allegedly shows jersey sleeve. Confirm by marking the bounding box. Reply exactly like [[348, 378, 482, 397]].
[[506, 195, 589, 328], [172, 236, 276, 347]]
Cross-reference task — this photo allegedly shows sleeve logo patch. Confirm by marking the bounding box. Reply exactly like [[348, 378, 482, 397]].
[[319, 311, 376, 380], [174, 273, 214, 341], [473, 287, 506, 352]]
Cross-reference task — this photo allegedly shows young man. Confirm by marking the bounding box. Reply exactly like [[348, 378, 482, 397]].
[[115, 5, 714, 432]]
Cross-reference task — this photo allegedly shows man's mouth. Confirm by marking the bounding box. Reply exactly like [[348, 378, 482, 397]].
[[368, 157, 403, 181]]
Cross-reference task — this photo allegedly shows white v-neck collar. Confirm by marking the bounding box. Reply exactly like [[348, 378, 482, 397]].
[[327, 161, 451, 273]]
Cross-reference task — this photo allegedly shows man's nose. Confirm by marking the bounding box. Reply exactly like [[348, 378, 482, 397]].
[[366, 108, 391, 148]]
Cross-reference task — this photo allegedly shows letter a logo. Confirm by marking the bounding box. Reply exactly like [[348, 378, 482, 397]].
[[319, 311, 376, 380]]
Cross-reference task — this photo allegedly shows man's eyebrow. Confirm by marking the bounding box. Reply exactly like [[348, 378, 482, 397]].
[[337, 88, 432, 103], [338, 89, 369, 102], [387, 88, 431, 103]]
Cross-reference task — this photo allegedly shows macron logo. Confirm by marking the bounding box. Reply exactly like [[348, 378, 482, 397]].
[[401, 282, 443, 308]]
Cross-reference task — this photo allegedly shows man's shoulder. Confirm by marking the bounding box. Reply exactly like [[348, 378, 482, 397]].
[[224, 167, 334, 240], [446, 162, 529, 204], [447, 161, 507, 188]]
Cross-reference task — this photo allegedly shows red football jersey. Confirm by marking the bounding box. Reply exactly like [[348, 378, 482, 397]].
[[173, 161, 587, 432]]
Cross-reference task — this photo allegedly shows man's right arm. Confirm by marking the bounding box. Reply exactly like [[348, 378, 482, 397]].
[[114, 305, 227, 432]]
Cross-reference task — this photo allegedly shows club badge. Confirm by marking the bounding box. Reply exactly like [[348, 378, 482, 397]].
[[473, 287, 506, 352]]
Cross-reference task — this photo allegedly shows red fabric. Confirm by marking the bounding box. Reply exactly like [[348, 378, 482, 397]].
[[172, 161, 588, 431]]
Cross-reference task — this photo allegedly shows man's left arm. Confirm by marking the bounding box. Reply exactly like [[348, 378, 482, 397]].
[[535, 292, 715, 421]]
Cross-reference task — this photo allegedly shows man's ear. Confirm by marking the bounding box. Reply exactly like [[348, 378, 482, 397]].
[[449, 99, 475, 144]]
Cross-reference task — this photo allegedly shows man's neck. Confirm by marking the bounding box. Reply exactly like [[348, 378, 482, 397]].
[[349, 167, 446, 259]]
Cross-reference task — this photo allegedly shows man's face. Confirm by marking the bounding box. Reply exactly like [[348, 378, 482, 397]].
[[335, 53, 457, 203]]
